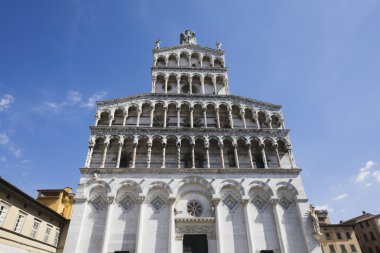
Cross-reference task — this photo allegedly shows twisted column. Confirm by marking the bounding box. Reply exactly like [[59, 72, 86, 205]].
[[228, 107, 234, 128], [147, 139, 152, 168], [176, 141, 181, 168], [149, 105, 154, 127]]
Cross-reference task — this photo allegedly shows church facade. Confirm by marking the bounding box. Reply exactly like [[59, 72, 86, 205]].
[[63, 31, 322, 253]]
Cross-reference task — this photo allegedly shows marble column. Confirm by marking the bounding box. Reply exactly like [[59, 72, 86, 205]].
[[177, 142, 181, 168], [150, 106, 154, 127], [161, 140, 166, 168], [177, 107, 181, 127], [191, 143, 195, 169], [163, 106, 168, 128], [269, 119, 273, 129], [219, 142, 225, 169], [203, 107, 208, 128], [201, 79, 205, 94], [255, 113, 260, 129], [216, 108, 221, 128], [287, 145, 296, 168], [116, 139, 124, 168], [205, 142, 210, 169], [274, 144, 281, 168], [233, 142, 240, 168], [122, 111, 128, 126], [260, 144, 268, 168], [108, 115, 114, 126], [101, 140, 109, 168], [135, 195, 146, 253], [246, 143, 254, 169], [95, 114, 100, 126], [177, 78, 180, 94], [131, 139, 138, 168], [84, 139, 95, 168], [165, 76, 168, 94], [189, 77, 193, 94], [241, 111, 247, 129], [190, 107, 194, 128], [101, 196, 115, 253], [242, 198, 255, 253], [270, 199, 287, 253], [228, 107, 234, 128], [151, 77, 156, 93], [147, 140, 152, 168], [136, 109, 142, 127]]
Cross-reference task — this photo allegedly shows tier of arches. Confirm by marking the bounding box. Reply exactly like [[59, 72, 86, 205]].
[[154, 52, 225, 68], [86, 135, 295, 169], [96, 102, 284, 130], [152, 73, 228, 95]]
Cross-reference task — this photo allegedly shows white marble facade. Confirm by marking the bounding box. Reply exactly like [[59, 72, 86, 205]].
[[63, 31, 322, 253]]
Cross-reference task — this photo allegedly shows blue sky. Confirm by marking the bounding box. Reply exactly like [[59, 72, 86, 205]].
[[1, 0, 379, 222]]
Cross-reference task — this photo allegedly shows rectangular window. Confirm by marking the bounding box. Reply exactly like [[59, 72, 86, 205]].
[[30, 219, 41, 239], [350, 244, 357, 252], [329, 244, 336, 253], [43, 225, 52, 243], [345, 231, 351, 239], [0, 202, 10, 226], [364, 233, 369, 242], [370, 231, 376, 240], [53, 228, 60, 246], [326, 232, 332, 240], [340, 245, 347, 253], [13, 212, 26, 233], [336, 232, 342, 240]]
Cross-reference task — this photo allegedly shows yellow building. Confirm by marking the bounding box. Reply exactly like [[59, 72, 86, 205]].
[[36, 188, 74, 220], [0, 177, 70, 253], [317, 210, 362, 253]]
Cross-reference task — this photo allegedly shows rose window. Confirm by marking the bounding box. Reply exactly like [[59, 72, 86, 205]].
[[187, 200, 203, 217]]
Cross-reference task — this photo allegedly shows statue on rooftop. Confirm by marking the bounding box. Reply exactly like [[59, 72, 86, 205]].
[[216, 41, 222, 51], [155, 39, 161, 49], [180, 30, 197, 45]]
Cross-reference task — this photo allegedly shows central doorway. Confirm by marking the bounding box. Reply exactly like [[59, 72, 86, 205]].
[[183, 234, 208, 253]]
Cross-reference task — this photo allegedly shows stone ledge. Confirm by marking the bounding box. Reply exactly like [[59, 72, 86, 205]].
[[80, 167, 301, 175], [175, 217, 215, 223]]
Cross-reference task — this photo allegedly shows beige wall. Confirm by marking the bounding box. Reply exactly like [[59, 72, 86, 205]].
[[0, 186, 67, 253], [320, 225, 362, 253]]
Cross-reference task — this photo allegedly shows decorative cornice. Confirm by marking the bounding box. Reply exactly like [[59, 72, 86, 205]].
[[90, 126, 289, 138], [153, 44, 225, 55], [96, 93, 282, 110], [151, 66, 228, 73], [80, 167, 302, 175]]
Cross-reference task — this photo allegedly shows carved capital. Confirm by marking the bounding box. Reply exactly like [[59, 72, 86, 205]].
[[269, 198, 278, 206]]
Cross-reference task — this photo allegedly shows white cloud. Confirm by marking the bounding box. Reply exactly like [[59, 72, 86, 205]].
[[373, 171, 380, 182], [81, 91, 107, 109], [315, 205, 334, 212], [38, 91, 107, 112], [0, 132, 21, 157], [332, 194, 348, 201], [0, 133, 10, 145], [0, 94, 14, 112], [355, 160, 376, 182]]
